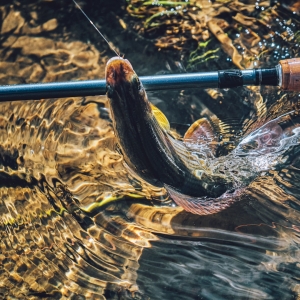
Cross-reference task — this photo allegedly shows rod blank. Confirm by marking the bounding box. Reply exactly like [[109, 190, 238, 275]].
[[0, 72, 221, 102], [0, 58, 299, 102], [0, 69, 277, 102]]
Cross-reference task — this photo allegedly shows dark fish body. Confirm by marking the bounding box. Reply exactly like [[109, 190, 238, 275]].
[[105, 57, 230, 200]]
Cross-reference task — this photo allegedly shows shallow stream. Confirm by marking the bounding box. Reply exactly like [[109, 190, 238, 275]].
[[0, 1, 300, 299]]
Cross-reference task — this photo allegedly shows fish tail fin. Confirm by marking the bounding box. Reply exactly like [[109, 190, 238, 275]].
[[165, 185, 243, 215]]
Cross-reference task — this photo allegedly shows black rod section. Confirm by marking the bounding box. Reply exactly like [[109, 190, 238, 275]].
[[0, 67, 279, 102]]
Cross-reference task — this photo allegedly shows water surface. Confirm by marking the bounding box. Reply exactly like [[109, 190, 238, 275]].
[[0, 1, 300, 299]]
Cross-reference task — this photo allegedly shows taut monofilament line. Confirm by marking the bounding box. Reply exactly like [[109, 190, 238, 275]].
[[72, 0, 120, 58]]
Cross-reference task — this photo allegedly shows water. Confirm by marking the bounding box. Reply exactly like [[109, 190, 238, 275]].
[[0, 0, 300, 299]]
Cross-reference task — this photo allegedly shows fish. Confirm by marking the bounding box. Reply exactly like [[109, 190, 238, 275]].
[[105, 57, 234, 215], [105, 57, 300, 215]]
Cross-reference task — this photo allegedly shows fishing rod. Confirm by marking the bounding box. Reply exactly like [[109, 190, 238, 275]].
[[0, 58, 299, 102]]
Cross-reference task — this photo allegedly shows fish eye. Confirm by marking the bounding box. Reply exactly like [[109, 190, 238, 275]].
[[106, 84, 114, 97]]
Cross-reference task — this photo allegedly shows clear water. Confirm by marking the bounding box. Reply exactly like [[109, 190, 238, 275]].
[[0, 1, 300, 299]]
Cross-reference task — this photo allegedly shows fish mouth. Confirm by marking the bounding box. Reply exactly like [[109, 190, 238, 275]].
[[105, 57, 140, 94], [105, 56, 146, 118]]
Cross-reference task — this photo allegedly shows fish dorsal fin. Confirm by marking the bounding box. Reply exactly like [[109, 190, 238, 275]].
[[184, 118, 215, 143], [150, 103, 170, 132]]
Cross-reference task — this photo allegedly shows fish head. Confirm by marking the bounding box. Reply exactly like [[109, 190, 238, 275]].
[[105, 56, 145, 101]]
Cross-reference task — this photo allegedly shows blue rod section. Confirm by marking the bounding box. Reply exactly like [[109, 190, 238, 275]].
[[0, 72, 218, 101], [0, 68, 278, 102]]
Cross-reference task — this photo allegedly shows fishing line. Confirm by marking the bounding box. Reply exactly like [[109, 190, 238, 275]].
[[72, 0, 120, 57]]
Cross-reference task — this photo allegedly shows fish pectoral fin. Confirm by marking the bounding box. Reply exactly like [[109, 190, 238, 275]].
[[150, 103, 170, 132]]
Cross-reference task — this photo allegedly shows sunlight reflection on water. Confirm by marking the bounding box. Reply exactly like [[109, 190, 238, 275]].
[[0, 0, 300, 299]]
